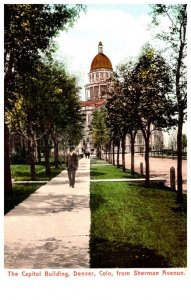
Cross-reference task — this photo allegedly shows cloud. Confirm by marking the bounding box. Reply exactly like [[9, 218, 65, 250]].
[[54, 6, 155, 97]]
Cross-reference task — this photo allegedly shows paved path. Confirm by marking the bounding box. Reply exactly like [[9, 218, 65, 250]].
[[4, 157, 90, 269]]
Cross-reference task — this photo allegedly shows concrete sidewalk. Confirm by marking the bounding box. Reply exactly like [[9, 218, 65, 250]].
[[4, 157, 90, 269]]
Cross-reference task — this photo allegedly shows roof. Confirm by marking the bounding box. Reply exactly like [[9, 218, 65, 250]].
[[81, 99, 106, 107]]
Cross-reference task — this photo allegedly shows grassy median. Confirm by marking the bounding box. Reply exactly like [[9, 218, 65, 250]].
[[4, 164, 64, 214], [90, 159, 187, 268]]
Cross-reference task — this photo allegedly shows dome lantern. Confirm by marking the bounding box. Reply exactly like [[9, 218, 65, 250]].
[[98, 41, 103, 53]]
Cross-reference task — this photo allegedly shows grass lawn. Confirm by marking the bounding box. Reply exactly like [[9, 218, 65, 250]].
[[91, 159, 142, 179], [11, 164, 64, 181], [90, 158, 109, 165], [90, 161, 187, 268], [5, 164, 64, 214]]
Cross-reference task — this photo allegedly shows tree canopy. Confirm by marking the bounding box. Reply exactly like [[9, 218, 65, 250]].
[[4, 4, 86, 192], [149, 4, 187, 201]]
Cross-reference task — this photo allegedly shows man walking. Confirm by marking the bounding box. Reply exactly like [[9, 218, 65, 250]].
[[66, 146, 78, 188]]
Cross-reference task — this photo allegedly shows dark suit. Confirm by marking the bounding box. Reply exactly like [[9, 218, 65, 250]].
[[66, 151, 78, 187]]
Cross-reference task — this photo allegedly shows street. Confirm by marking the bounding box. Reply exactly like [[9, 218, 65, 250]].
[[124, 154, 187, 192]]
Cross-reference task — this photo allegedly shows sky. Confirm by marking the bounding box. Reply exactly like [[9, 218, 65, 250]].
[[54, 4, 157, 99]]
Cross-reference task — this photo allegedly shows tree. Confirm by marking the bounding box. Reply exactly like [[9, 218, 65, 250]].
[[106, 76, 127, 169], [134, 45, 175, 186], [4, 4, 85, 192], [149, 4, 187, 201], [33, 61, 84, 175], [115, 61, 140, 174], [106, 62, 140, 173], [90, 109, 109, 159]]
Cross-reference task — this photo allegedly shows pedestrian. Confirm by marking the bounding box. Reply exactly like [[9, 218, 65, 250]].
[[66, 146, 78, 188], [85, 149, 88, 159]]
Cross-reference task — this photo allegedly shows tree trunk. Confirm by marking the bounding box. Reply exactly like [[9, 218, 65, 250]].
[[4, 123, 12, 193], [37, 139, 41, 164], [28, 138, 36, 181], [130, 133, 135, 176], [144, 136, 150, 187], [97, 147, 101, 159], [4, 53, 14, 194], [177, 111, 183, 202], [30, 157, 36, 181], [105, 148, 108, 161], [122, 134, 126, 171], [117, 139, 120, 168], [175, 36, 185, 202], [52, 133, 59, 169], [112, 140, 115, 165], [109, 142, 112, 163], [44, 134, 51, 176]]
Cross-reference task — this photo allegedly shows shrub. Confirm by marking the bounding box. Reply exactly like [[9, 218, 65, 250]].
[[11, 150, 27, 164]]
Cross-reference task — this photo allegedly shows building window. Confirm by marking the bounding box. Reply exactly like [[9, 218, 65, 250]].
[[90, 87, 93, 98], [94, 86, 99, 97]]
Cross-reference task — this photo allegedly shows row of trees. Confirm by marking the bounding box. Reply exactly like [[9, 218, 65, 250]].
[[90, 5, 187, 202], [4, 4, 86, 193], [6, 60, 84, 179]]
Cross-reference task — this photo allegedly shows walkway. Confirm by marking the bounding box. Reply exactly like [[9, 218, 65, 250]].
[[4, 157, 90, 269]]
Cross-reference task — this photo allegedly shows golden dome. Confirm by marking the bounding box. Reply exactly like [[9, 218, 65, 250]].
[[90, 42, 113, 70]]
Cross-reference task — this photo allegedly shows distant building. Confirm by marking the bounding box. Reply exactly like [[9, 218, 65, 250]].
[[79, 41, 164, 154], [79, 42, 113, 154]]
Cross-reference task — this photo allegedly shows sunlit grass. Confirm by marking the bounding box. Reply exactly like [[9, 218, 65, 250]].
[[91, 163, 142, 179], [90, 164, 187, 267], [11, 164, 64, 181]]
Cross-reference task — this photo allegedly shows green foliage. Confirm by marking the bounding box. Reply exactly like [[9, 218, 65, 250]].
[[90, 109, 110, 153], [6, 59, 84, 154], [134, 45, 175, 130], [4, 3, 86, 192], [4, 4, 85, 72], [149, 4, 187, 114], [4, 4, 86, 111], [11, 150, 27, 164]]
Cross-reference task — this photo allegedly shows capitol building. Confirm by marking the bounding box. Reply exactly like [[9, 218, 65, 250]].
[[79, 42, 163, 155]]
